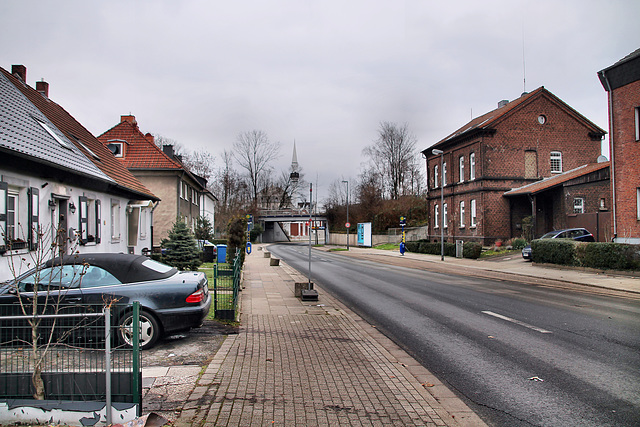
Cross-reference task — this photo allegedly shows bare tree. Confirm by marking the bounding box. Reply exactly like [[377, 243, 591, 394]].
[[181, 148, 216, 183], [362, 122, 418, 200], [233, 130, 281, 205]]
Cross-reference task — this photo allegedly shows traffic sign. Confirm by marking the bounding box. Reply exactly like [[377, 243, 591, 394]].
[[345, 222, 351, 228]]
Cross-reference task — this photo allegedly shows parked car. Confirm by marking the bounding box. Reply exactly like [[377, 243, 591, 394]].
[[0, 253, 211, 349], [522, 228, 595, 260]]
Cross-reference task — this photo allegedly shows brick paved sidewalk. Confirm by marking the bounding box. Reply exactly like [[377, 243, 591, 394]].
[[174, 246, 485, 426]]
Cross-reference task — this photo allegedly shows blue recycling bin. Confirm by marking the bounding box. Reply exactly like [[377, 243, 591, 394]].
[[217, 244, 227, 263]]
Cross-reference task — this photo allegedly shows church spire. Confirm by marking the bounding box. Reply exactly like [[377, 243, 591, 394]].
[[291, 141, 299, 172]]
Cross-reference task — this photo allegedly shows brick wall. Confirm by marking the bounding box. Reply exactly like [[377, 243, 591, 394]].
[[426, 91, 603, 245], [610, 79, 640, 240]]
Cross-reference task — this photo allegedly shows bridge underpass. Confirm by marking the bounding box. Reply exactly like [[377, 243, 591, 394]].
[[258, 213, 328, 244]]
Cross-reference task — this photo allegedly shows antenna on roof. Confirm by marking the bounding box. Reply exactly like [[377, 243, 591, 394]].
[[522, 15, 527, 93]]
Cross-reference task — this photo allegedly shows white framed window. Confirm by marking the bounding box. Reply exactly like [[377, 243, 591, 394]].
[[460, 201, 465, 228], [6, 191, 18, 242], [459, 156, 465, 183], [470, 199, 477, 228], [550, 151, 562, 173], [111, 200, 121, 242], [79, 196, 101, 244], [443, 203, 448, 228], [434, 204, 439, 229], [635, 107, 640, 141], [443, 162, 448, 186], [140, 208, 147, 240], [107, 142, 123, 157], [637, 189, 640, 220], [470, 152, 476, 180], [434, 165, 439, 188], [573, 198, 585, 214]]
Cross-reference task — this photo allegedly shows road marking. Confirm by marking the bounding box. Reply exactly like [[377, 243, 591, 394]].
[[481, 310, 553, 334]]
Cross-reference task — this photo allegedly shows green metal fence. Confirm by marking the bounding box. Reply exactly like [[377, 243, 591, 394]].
[[0, 302, 141, 414], [213, 249, 242, 320]]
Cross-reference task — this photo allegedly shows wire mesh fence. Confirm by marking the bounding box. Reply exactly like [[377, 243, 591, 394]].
[[212, 249, 242, 320], [0, 302, 140, 405]]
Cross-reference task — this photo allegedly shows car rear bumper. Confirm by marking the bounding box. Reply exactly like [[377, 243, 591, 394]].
[[156, 294, 212, 333]]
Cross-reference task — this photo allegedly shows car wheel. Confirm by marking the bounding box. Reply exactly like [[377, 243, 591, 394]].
[[118, 310, 161, 350]]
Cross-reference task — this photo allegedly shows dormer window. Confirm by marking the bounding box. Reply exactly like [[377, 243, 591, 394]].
[[35, 117, 72, 149], [107, 141, 124, 157]]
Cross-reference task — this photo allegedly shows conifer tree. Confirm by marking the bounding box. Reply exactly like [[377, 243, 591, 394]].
[[164, 219, 202, 270]]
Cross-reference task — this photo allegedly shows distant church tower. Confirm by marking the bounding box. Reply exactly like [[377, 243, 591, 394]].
[[291, 141, 299, 173]]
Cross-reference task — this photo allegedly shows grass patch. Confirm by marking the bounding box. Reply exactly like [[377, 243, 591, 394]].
[[329, 248, 349, 252], [479, 248, 521, 258], [374, 243, 400, 251]]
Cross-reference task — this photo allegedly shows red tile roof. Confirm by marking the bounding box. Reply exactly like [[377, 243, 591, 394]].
[[97, 119, 182, 170], [0, 66, 158, 201], [425, 86, 606, 152], [504, 162, 610, 197]]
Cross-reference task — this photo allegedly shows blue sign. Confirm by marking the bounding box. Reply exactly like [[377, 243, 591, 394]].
[[246, 242, 252, 254]]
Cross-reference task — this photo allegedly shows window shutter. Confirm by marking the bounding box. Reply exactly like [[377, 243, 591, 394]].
[[0, 182, 7, 246], [28, 187, 39, 251], [95, 199, 101, 244], [79, 196, 88, 244]]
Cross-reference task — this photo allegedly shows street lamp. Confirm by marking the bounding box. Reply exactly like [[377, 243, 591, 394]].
[[342, 180, 349, 250], [432, 149, 444, 261]]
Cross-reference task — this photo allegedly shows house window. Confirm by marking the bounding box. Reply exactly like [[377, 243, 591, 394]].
[[635, 107, 640, 141], [443, 162, 448, 186], [434, 165, 439, 188], [6, 192, 17, 242], [573, 198, 585, 214], [460, 201, 465, 228], [140, 208, 147, 240], [470, 199, 477, 228], [550, 151, 562, 173], [459, 156, 465, 183], [443, 203, 448, 228], [79, 197, 101, 244], [434, 204, 439, 229], [469, 152, 475, 180], [111, 200, 121, 242], [107, 142, 123, 157], [637, 189, 640, 220]]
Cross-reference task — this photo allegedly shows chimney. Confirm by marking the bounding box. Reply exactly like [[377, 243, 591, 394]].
[[11, 65, 26, 82], [36, 80, 49, 98], [498, 99, 509, 108], [145, 133, 154, 144], [120, 115, 137, 126], [163, 144, 174, 159]]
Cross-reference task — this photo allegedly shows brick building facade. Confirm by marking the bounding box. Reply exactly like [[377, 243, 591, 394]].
[[599, 48, 640, 244], [422, 87, 606, 245]]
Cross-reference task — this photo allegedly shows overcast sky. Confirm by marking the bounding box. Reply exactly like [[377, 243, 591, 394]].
[[1, 0, 638, 202]]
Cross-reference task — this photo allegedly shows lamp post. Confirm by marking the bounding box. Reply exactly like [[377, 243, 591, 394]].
[[342, 180, 349, 250], [432, 149, 444, 261]]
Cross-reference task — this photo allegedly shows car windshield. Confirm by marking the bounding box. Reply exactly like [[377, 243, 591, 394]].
[[17, 265, 87, 292], [540, 232, 558, 239]]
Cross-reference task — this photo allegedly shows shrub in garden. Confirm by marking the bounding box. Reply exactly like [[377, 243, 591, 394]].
[[227, 215, 248, 265], [580, 242, 640, 270], [463, 242, 482, 259], [510, 238, 527, 250], [531, 239, 577, 266]]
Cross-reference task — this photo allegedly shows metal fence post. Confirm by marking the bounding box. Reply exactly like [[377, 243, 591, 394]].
[[104, 306, 112, 425], [132, 301, 141, 416]]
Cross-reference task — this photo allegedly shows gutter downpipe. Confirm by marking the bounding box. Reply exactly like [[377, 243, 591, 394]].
[[600, 71, 617, 241]]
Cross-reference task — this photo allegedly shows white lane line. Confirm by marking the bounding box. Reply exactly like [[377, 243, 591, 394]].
[[482, 310, 553, 334]]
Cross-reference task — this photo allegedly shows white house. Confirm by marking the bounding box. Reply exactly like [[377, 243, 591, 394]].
[[0, 65, 159, 280]]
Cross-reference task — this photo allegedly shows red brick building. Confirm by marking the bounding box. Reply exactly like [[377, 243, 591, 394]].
[[599, 48, 640, 244], [422, 87, 606, 245]]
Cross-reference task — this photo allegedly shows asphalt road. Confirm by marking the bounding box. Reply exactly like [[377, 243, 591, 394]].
[[268, 243, 640, 427]]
